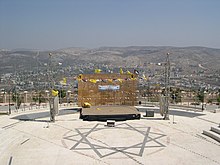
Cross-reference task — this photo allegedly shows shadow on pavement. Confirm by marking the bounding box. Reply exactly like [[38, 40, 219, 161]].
[[11, 108, 79, 122], [168, 109, 205, 118], [138, 108, 205, 118], [141, 117, 164, 120]]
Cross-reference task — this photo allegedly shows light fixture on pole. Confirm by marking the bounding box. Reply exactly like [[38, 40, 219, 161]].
[[163, 52, 170, 120], [48, 53, 56, 122]]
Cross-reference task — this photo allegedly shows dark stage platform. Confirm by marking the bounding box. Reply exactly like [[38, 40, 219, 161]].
[[80, 105, 141, 121]]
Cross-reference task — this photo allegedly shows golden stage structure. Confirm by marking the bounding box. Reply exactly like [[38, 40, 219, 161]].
[[78, 73, 138, 106]]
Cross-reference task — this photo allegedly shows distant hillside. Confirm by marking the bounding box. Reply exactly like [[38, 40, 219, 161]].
[[0, 46, 220, 75]]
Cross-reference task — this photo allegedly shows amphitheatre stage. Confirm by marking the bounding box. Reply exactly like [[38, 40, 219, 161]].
[[80, 105, 141, 121]]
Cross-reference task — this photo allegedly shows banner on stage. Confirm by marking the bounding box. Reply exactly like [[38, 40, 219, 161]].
[[98, 85, 120, 91]]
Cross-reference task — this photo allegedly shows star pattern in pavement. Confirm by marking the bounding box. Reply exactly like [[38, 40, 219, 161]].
[[63, 123, 166, 158]]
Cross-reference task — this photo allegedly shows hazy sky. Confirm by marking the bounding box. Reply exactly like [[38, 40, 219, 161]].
[[0, 0, 220, 50]]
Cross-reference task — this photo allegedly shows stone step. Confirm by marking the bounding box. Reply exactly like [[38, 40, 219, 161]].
[[203, 130, 220, 143], [211, 126, 220, 135]]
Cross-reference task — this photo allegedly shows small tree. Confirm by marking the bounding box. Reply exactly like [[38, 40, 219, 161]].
[[217, 89, 220, 108], [39, 92, 46, 104], [197, 90, 205, 103], [12, 92, 22, 109], [58, 89, 66, 103], [32, 97, 38, 104], [170, 87, 182, 104], [32, 92, 46, 105], [197, 88, 205, 110], [59, 89, 66, 98], [207, 99, 212, 104]]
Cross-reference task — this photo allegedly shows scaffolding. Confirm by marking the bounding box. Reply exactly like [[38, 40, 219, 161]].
[[78, 73, 138, 106]]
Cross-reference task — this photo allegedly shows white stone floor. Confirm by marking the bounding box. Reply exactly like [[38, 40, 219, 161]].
[[0, 107, 220, 165]]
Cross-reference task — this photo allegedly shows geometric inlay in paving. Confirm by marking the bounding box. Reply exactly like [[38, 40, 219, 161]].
[[62, 123, 166, 158]]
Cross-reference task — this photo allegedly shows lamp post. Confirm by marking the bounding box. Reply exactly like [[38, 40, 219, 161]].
[[8, 90, 11, 115], [24, 91, 28, 111], [48, 53, 56, 122], [7, 78, 12, 115], [163, 52, 170, 120], [37, 51, 40, 108]]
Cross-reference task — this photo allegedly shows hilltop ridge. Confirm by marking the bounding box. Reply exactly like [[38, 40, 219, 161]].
[[0, 46, 220, 76]]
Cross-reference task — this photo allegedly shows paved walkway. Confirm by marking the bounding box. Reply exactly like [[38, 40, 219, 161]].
[[0, 107, 220, 165]]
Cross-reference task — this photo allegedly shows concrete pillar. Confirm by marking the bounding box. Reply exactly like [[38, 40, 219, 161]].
[[1, 92, 7, 103], [67, 90, 71, 105], [24, 91, 28, 103], [45, 90, 49, 106]]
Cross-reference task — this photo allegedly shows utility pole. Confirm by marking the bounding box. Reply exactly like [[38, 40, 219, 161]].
[[164, 52, 170, 120]]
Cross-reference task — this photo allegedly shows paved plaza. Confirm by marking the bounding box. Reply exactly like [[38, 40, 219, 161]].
[[0, 106, 220, 165]]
